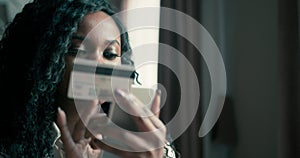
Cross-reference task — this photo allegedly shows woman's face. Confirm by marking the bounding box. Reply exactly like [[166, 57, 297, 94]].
[[56, 11, 122, 127]]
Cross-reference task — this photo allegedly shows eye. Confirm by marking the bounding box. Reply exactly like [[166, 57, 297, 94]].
[[103, 51, 120, 60]]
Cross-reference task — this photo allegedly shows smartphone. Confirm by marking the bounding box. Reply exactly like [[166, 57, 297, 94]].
[[106, 85, 155, 131]]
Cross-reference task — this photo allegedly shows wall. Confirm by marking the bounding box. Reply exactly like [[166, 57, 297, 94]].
[[201, 0, 280, 158], [0, 0, 30, 37]]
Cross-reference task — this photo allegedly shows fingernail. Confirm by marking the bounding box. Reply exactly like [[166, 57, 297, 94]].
[[156, 89, 161, 95], [95, 134, 103, 140], [114, 89, 125, 97]]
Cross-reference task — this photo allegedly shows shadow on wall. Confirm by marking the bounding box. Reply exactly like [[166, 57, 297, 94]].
[[0, 0, 31, 37], [0, 3, 8, 37]]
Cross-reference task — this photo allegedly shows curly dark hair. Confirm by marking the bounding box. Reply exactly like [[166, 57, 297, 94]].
[[0, 0, 133, 157]]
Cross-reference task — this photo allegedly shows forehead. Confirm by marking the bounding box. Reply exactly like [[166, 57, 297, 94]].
[[76, 11, 121, 42]]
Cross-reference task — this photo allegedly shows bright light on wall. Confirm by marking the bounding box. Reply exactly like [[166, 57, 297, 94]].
[[123, 0, 161, 89]]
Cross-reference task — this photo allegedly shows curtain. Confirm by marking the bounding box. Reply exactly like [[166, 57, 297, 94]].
[[278, 0, 300, 157], [158, 0, 204, 158], [159, 0, 300, 158]]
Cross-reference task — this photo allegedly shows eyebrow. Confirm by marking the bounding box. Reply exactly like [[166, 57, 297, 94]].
[[72, 34, 86, 41], [72, 35, 120, 46], [105, 39, 120, 46]]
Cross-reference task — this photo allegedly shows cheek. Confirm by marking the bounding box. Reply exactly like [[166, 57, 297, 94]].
[[100, 58, 122, 65]]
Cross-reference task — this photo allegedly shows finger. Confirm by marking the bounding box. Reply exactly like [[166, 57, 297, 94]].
[[94, 133, 165, 154], [55, 108, 76, 153], [72, 100, 98, 142], [88, 122, 147, 150], [93, 135, 160, 155], [151, 89, 161, 118], [85, 113, 108, 138], [72, 118, 87, 142], [88, 115, 166, 151], [113, 89, 166, 147], [114, 89, 156, 131], [86, 144, 102, 158], [147, 114, 166, 130], [92, 138, 126, 156], [115, 89, 151, 117], [132, 114, 157, 132]]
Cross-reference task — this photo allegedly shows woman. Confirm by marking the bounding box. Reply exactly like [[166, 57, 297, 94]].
[[0, 0, 177, 157]]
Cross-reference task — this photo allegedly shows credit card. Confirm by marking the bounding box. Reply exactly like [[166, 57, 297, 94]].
[[67, 58, 135, 100]]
